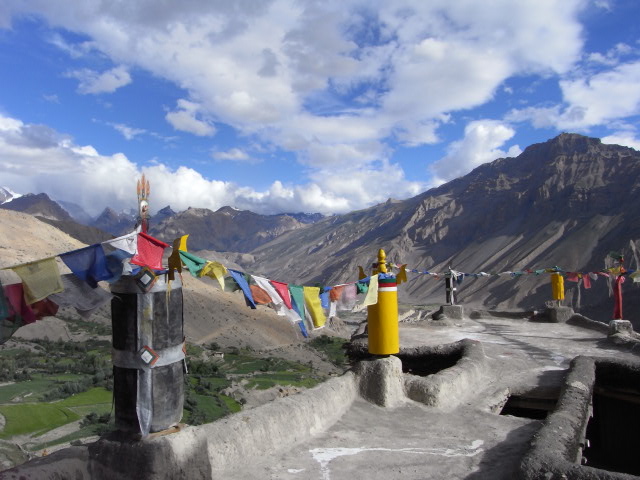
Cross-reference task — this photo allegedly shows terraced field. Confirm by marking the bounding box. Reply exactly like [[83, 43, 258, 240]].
[[0, 326, 348, 469]]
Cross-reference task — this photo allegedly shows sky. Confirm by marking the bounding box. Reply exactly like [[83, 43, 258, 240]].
[[0, 0, 639, 217]]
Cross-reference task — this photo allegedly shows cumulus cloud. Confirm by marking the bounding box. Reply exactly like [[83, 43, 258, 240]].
[[602, 131, 640, 151], [165, 99, 216, 137], [507, 60, 640, 130], [430, 120, 521, 184], [587, 43, 634, 66], [0, 0, 588, 167], [65, 65, 131, 94], [0, 113, 422, 216]]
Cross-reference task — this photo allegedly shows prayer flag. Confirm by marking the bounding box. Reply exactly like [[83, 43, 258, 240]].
[[0, 280, 8, 321], [565, 272, 579, 282], [252, 276, 285, 315], [396, 264, 408, 285], [168, 235, 189, 280], [130, 232, 168, 270], [229, 270, 256, 309], [250, 285, 272, 305], [60, 244, 113, 288], [304, 286, 326, 328], [200, 261, 227, 291], [3, 283, 36, 325], [102, 230, 138, 256], [320, 287, 330, 310], [297, 320, 309, 338], [363, 274, 379, 306], [1, 283, 31, 344], [329, 285, 344, 302], [49, 274, 113, 318], [11, 257, 63, 304], [179, 250, 207, 277], [31, 298, 59, 319], [288, 285, 305, 320], [356, 281, 368, 294], [270, 280, 293, 310], [104, 248, 132, 283], [337, 284, 357, 311]]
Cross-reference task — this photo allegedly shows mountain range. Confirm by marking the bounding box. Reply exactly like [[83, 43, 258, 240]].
[[2, 133, 638, 326], [247, 133, 640, 326]]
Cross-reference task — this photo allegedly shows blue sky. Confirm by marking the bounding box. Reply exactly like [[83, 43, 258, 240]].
[[0, 0, 639, 217]]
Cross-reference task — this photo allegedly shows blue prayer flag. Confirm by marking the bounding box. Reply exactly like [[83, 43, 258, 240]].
[[60, 244, 113, 288]]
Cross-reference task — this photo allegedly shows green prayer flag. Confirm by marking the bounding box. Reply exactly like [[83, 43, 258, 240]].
[[356, 281, 368, 294], [288, 285, 305, 320], [178, 250, 207, 277]]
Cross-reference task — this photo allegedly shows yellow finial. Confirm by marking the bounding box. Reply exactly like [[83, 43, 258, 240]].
[[377, 248, 387, 273]]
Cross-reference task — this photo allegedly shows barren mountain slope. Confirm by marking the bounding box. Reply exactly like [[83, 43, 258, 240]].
[[248, 134, 640, 325], [150, 206, 308, 252], [0, 209, 301, 349]]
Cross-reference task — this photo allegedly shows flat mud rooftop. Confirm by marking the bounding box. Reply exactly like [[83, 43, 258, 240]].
[[4, 310, 640, 480]]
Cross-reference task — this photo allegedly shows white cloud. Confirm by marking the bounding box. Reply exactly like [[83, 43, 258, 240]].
[[42, 94, 60, 104], [165, 99, 216, 137], [430, 120, 521, 184], [212, 148, 254, 162], [0, 113, 422, 216], [508, 60, 640, 130], [593, 0, 612, 11], [65, 65, 132, 94], [110, 123, 146, 140], [1, 0, 589, 169], [49, 32, 94, 58], [587, 43, 633, 66], [602, 131, 640, 150]]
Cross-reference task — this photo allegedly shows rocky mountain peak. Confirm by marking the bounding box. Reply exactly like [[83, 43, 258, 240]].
[[0, 192, 73, 222], [0, 186, 21, 204]]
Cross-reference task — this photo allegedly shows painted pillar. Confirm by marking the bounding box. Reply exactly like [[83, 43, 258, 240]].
[[445, 273, 457, 305], [551, 272, 565, 304], [368, 249, 399, 355]]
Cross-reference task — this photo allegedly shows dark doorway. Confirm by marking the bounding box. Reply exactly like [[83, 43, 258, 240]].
[[583, 385, 640, 475], [500, 394, 557, 420]]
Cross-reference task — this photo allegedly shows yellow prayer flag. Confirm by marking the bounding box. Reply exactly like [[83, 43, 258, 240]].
[[303, 286, 326, 328], [396, 264, 407, 285], [11, 257, 63, 304], [363, 274, 379, 306], [200, 261, 227, 291]]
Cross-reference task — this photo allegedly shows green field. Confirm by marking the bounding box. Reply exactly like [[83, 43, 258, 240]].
[[0, 330, 339, 457], [245, 372, 322, 390], [0, 404, 80, 438], [59, 387, 112, 407], [0, 378, 60, 403], [309, 335, 349, 366]]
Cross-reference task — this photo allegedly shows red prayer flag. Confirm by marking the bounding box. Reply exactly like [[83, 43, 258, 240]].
[[269, 280, 293, 310], [565, 272, 579, 282], [4, 283, 36, 325], [130, 232, 169, 270], [30, 298, 59, 320]]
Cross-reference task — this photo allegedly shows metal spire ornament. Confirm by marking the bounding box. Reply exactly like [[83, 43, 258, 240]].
[[136, 174, 151, 233]]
